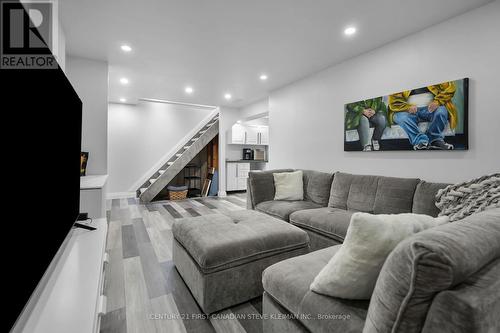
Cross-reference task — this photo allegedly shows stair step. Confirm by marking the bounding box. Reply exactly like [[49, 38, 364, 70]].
[[139, 117, 218, 203]]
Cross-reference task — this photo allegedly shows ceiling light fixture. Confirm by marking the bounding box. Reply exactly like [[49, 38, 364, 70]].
[[119, 98, 127, 103], [120, 77, 129, 85], [224, 93, 232, 100], [344, 26, 357, 36], [185, 86, 194, 94], [259, 74, 268, 81], [120, 44, 132, 52]]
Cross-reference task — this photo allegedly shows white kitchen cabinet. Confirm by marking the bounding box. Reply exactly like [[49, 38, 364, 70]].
[[237, 178, 248, 190], [237, 162, 250, 178], [245, 126, 259, 144], [226, 162, 250, 191], [228, 124, 245, 144], [258, 126, 269, 145], [226, 163, 238, 191], [228, 124, 269, 145]]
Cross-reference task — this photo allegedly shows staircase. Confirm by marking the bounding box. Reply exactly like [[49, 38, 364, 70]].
[[137, 112, 219, 202]]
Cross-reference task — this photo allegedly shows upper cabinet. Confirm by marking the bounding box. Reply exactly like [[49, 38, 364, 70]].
[[228, 124, 269, 145], [258, 126, 269, 145], [245, 126, 259, 144], [228, 124, 245, 144]]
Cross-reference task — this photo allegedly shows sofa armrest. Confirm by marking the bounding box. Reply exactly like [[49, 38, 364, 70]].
[[422, 257, 500, 333], [364, 208, 500, 333], [246, 178, 254, 209], [247, 169, 294, 209]]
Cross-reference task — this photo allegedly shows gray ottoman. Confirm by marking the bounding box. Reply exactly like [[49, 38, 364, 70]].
[[172, 210, 310, 314]]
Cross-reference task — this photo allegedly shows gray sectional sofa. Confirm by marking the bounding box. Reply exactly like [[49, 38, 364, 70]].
[[247, 170, 446, 251], [247, 170, 500, 333]]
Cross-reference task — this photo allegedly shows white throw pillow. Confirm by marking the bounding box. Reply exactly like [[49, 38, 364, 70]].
[[310, 212, 449, 299], [273, 171, 304, 201]]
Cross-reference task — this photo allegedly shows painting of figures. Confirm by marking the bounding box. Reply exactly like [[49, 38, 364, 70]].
[[344, 78, 468, 151]]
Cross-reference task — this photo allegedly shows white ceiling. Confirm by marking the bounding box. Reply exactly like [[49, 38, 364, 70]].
[[61, 0, 491, 108]]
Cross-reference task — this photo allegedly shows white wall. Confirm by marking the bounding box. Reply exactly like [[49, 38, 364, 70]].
[[240, 98, 269, 119], [269, 1, 500, 183], [218, 106, 240, 196], [108, 101, 212, 194], [66, 56, 109, 175], [56, 21, 66, 72]]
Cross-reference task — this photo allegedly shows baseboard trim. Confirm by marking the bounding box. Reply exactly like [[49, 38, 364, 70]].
[[107, 192, 136, 199], [217, 190, 227, 197]]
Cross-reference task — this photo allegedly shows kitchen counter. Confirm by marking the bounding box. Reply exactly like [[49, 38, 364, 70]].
[[226, 160, 268, 163]]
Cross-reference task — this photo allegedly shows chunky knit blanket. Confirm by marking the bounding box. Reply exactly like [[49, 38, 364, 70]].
[[435, 173, 500, 221]]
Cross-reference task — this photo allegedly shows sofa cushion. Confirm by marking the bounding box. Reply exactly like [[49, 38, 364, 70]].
[[373, 177, 419, 214], [248, 169, 294, 207], [289, 207, 354, 243], [422, 257, 500, 333], [274, 170, 304, 201], [412, 180, 449, 217], [310, 213, 448, 300], [347, 175, 380, 212], [172, 210, 309, 273], [364, 208, 500, 333], [263, 246, 369, 333], [328, 172, 381, 212], [328, 172, 357, 209], [256, 200, 322, 221], [302, 170, 334, 206]]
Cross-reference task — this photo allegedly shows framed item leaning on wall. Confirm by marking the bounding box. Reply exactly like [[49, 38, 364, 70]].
[[344, 78, 469, 152], [80, 152, 89, 176]]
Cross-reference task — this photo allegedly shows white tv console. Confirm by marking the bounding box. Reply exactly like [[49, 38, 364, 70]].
[[19, 218, 108, 333]]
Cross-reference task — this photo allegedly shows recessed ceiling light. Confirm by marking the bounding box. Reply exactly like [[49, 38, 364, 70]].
[[120, 77, 129, 85], [185, 86, 194, 94], [119, 98, 127, 103], [120, 44, 132, 52], [344, 26, 357, 36], [224, 93, 232, 100], [259, 74, 268, 81]]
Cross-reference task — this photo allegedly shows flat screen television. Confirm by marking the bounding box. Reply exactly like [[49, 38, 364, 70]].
[[2, 34, 82, 333]]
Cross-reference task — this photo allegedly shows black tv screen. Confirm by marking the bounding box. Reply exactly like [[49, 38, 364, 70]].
[[2, 52, 82, 330]]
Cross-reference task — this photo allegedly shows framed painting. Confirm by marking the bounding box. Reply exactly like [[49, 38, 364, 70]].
[[344, 78, 468, 151]]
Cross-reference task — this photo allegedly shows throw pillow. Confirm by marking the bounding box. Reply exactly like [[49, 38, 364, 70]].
[[273, 170, 304, 201], [310, 212, 449, 299]]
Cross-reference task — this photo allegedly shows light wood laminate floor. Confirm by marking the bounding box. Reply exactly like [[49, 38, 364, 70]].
[[101, 193, 264, 333]]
